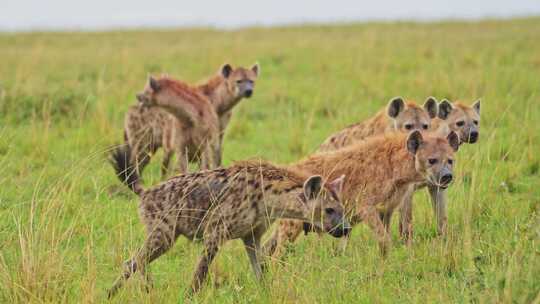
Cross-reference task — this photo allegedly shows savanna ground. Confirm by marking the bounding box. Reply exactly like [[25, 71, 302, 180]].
[[1, 18, 539, 303]]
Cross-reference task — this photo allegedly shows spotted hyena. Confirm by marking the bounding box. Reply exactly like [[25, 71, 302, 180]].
[[399, 99, 481, 239], [318, 97, 438, 152], [107, 150, 350, 297], [264, 130, 460, 257], [114, 63, 259, 181]]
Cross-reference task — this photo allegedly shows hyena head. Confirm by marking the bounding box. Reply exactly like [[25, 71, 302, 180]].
[[135, 76, 163, 107], [221, 63, 259, 99], [386, 96, 438, 133], [407, 130, 460, 189], [300, 175, 351, 238], [438, 99, 481, 144]]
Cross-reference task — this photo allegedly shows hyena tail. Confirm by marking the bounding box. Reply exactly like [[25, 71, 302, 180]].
[[109, 144, 144, 196]]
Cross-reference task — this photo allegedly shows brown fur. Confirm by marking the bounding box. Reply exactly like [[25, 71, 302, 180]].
[[264, 131, 459, 257], [120, 63, 259, 180], [107, 157, 349, 297], [318, 97, 438, 152]]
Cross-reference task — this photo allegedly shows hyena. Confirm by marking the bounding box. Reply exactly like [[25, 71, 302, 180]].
[[116, 63, 259, 180], [399, 99, 481, 239], [264, 130, 460, 257], [318, 96, 438, 152], [108, 151, 350, 297]]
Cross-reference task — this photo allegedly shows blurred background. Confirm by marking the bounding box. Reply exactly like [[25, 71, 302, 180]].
[[2, 0, 540, 31]]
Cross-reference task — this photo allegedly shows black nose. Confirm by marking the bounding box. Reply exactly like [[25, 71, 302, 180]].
[[469, 131, 478, 143], [440, 173, 453, 186], [244, 89, 253, 97]]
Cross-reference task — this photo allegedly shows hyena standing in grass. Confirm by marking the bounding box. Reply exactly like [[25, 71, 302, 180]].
[[318, 96, 438, 152], [264, 130, 460, 257], [399, 99, 481, 239], [116, 63, 259, 180], [108, 151, 350, 297]]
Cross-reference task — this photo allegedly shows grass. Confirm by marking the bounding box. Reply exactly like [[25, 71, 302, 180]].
[[1, 17, 539, 303]]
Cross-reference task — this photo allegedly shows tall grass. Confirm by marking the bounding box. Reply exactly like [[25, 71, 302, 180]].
[[0, 18, 539, 303]]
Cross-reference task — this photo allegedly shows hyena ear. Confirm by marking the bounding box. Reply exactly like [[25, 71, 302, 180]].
[[221, 64, 233, 78], [447, 131, 460, 152], [328, 174, 345, 198], [423, 96, 438, 119], [387, 97, 405, 118], [251, 63, 260, 77], [472, 99, 481, 115], [136, 93, 145, 102], [303, 175, 323, 200], [406, 130, 423, 154], [438, 99, 453, 120], [149, 76, 160, 92]]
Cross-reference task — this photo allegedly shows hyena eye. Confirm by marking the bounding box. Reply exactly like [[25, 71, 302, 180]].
[[404, 124, 413, 130], [325, 208, 335, 215], [448, 159, 454, 165], [428, 158, 438, 165], [473, 120, 479, 125], [456, 121, 465, 127], [422, 124, 429, 130], [236, 80, 243, 84]]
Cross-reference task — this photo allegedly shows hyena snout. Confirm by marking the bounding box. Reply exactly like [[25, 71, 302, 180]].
[[327, 213, 352, 238], [437, 167, 453, 189], [468, 129, 479, 143], [239, 82, 254, 98]]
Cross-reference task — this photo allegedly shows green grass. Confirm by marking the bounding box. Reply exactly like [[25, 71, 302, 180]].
[[1, 18, 540, 303]]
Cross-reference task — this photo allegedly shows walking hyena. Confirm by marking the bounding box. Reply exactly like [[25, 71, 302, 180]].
[[264, 130, 460, 257], [116, 63, 259, 180], [108, 151, 350, 297], [318, 96, 438, 152], [399, 99, 481, 239]]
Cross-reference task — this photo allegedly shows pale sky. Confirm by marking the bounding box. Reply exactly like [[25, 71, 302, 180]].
[[1, 0, 539, 31]]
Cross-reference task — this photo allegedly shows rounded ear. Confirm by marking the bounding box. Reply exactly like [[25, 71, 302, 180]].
[[149, 76, 160, 92], [328, 174, 345, 198], [136, 93, 145, 102], [251, 63, 260, 76], [387, 97, 405, 118], [447, 131, 460, 152], [221, 64, 233, 78], [406, 130, 423, 154], [303, 175, 323, 200], [423, 96, 438, 119], [438, 99, 453, 120], [472, 99, 481, 115]]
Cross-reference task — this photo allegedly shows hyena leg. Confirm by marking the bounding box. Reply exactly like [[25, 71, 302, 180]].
[[199, 142, 217, 171], [357, 205, 392, 257], [108, 230, 174, 299], [175, 148, 188, 174], [428, 185, 448, 236], [242, 234, 264, 281], [189, 243, 220, 294], [379, 209, 395, 234], [261, 220, 304, 260], [161, 150, 173, 178], [399, 191, 414, 244]]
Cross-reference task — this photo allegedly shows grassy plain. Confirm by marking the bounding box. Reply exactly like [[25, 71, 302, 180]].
[[0, 18, 539, 303]]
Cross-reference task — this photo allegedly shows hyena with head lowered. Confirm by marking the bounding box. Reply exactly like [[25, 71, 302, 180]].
[[399, 99, 481, 239], [108, 151, 350, 297], [264, 130, 460, 257], [116, 63, 259, 180], [318, 96, 438, 152]]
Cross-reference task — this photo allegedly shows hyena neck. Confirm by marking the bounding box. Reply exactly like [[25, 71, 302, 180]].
[[389, 149, 425, 187], [266, 194, 307, 221], [198, 75, 241, 115]]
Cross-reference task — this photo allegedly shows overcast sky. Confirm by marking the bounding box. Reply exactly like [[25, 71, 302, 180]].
[[1, 0, 539, 31]]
